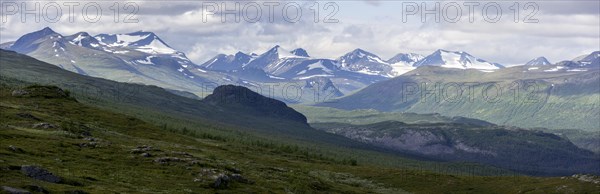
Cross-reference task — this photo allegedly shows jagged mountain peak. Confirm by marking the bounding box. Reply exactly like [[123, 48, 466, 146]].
[[261, 45, 307, 58], [127, 30, 157, 36], [388, 53, 424, 64], [10, 27, 63, 53], [39, 27, 58, 35], [199, 51, 254, 72], [525, 57, 552, 66], [336, 48, 393, 77], [235, 51, 248, 57], [347, 48, 376, 57], [291, 48, 309, 57], [72, 31, 91, 37]]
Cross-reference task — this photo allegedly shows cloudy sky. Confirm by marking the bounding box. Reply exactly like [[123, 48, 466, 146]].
[[1, 0, 598, 66]]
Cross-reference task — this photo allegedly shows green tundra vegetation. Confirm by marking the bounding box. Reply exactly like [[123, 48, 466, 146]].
[[1, 84, 599, 193]]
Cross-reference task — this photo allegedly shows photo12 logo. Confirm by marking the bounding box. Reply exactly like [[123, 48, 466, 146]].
[[0, 1, 341, 24], [401, 1, 540, 23], [200, 1, 340, 23], [1, 1, 139, 23]]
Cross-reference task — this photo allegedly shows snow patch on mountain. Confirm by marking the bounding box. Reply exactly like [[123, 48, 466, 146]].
[[414, 49, 503, 70]]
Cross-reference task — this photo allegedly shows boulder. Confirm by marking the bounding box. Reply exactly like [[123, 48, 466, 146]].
[[20, 165, 62, 183], [140, 153, 152, 157], [15, 113, 41, 121], [230, 173, 252, 184], [64, 190, 89, 194], [131, 145, 158, 153], [32, 123, 56, 129], [11, 89, 29, 97], [7, 145, 24, 153], [211, 174, 230, 189], [153, 157, 182, 164], [1, 186, 30, 194]]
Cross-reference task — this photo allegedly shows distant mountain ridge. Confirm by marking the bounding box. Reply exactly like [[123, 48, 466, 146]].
[[319, 52, 600, 131], [4, 27, 597, 105]]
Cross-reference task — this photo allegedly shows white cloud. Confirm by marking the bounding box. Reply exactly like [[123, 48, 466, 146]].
[[1, 0, 598, 66]]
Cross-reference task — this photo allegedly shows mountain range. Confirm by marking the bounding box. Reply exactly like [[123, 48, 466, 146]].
[[3, 27, 598, 108], [319, 50, 600, 132], [4, 27, 529, 104]]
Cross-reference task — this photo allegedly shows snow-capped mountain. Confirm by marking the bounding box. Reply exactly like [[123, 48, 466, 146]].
[[336, 49, 395, 77], [520, 51, 598, 73], [524, 57, 552, 66], [556, 51, 600, 69], [199, 52, 254, 72], [244, 45, 309, 70], [387, 53, 424, 64], [573, 51, 599, 68], [10, 27, 62, 53], [386, 53, 424, 75], [274, 59, 339, 80], [94, 31, 178, 55], [5, 27, 218, 93], [197, 45, 389, 94], [414, 49, 504, 70], [64, 32, 100, 48]]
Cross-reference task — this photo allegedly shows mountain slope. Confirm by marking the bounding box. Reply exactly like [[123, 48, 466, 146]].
[[387, 53, 424, 75], [0, 49, 348, 142], [320, 65, 600, 132], [560, 51, 600, 69]]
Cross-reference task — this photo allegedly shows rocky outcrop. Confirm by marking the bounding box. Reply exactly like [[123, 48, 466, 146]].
[[11, 85, 70, 99]]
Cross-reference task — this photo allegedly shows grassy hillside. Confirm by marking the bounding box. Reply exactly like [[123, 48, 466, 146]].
[[293, 105, 493, 126], [0, 49, 372, 149], [2, 84, 600, 193]]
